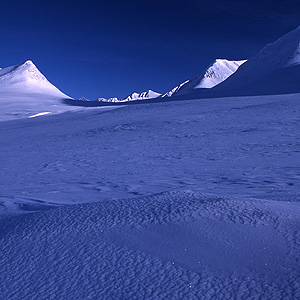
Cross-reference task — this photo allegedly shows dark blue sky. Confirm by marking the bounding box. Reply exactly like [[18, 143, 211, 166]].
[[1, 0, 300, 99]]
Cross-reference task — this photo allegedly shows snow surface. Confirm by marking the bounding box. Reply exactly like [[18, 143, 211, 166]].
[[1, 27, 300, 299], [162, 80, 189, 97], [1, 192, 299, 299], [183, 26, 300, 99], [29, 112, 51, 118], [0, 93, 299, 299], [0, 60, 82, 121], [0, 60, 67, 96], [163, 59, 246, 98], [94, 58, 244, 103]]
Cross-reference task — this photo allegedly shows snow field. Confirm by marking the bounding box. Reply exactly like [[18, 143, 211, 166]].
[[0, 192, 299, 299]]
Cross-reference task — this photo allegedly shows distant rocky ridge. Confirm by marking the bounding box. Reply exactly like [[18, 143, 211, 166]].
[[94, 89, 162, 103]]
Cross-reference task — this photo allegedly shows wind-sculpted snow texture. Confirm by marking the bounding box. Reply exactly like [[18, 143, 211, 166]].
[[0, 93, 300, 299], [0, 192, 300, 299]]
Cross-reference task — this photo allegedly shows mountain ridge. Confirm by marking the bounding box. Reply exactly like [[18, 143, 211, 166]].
[[96, 89, 161, 102], [205, 26, 300, 97]]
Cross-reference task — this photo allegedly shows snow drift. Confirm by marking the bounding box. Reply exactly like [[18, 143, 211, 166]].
[[1, 191, 299, 299]]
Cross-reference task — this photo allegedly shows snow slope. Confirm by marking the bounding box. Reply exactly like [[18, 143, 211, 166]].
[[1, 93, 299, 212], [0, 60, 67, 96], [163, 59, 246, 98], [0, 93, 299, 299], [0, 92, 300, 298], [162, 80, 189, 97], [0, 60, 78, 121], [184, 26, 300, 99]]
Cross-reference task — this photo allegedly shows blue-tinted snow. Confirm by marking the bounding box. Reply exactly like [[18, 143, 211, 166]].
[[0, 93, 299, 299]]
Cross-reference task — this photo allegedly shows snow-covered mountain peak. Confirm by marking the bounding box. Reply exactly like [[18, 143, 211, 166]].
[[22, 60, 35, 67], [0, 60, 69, 98], [97, 97, 120, 103], [200, 25, 300, 97], [127, 92, 140, 100], [11, 60, 49, 83], [96, 89, 161, 103], [0, 60, 74, 121], [123, 90, 161, 101], [165, 59, 246, 97], [197, 59, 247, 88], [139, 89, 161, 98]]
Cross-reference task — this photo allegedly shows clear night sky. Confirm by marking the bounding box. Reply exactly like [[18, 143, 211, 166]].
[[1, 0, 300, 100]]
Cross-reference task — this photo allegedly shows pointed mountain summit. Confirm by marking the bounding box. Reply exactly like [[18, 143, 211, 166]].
[[0, 60, 69, 98], [0, 60, 75, 121], [203, 26, 300, 97], [97, 89, 161, 102], [96, 97, 120, 103], [123, 90, 161, 101], [164, 59, 246, 98]]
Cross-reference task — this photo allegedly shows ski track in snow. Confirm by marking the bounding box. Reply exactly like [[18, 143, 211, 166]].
[[0, 93, 300, 299]]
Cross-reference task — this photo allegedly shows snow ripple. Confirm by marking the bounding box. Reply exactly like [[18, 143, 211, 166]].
[[0, 192, 299, 299]]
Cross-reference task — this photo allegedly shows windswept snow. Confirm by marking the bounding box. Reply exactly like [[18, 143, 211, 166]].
[[1, 27, 300, 300], [1, 192, 299, 299], [0, 91, 300, 299], [1, 94, 299, 213]]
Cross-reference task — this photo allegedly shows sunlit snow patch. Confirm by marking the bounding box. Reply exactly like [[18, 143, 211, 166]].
[[29, 112, 51, 118]]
